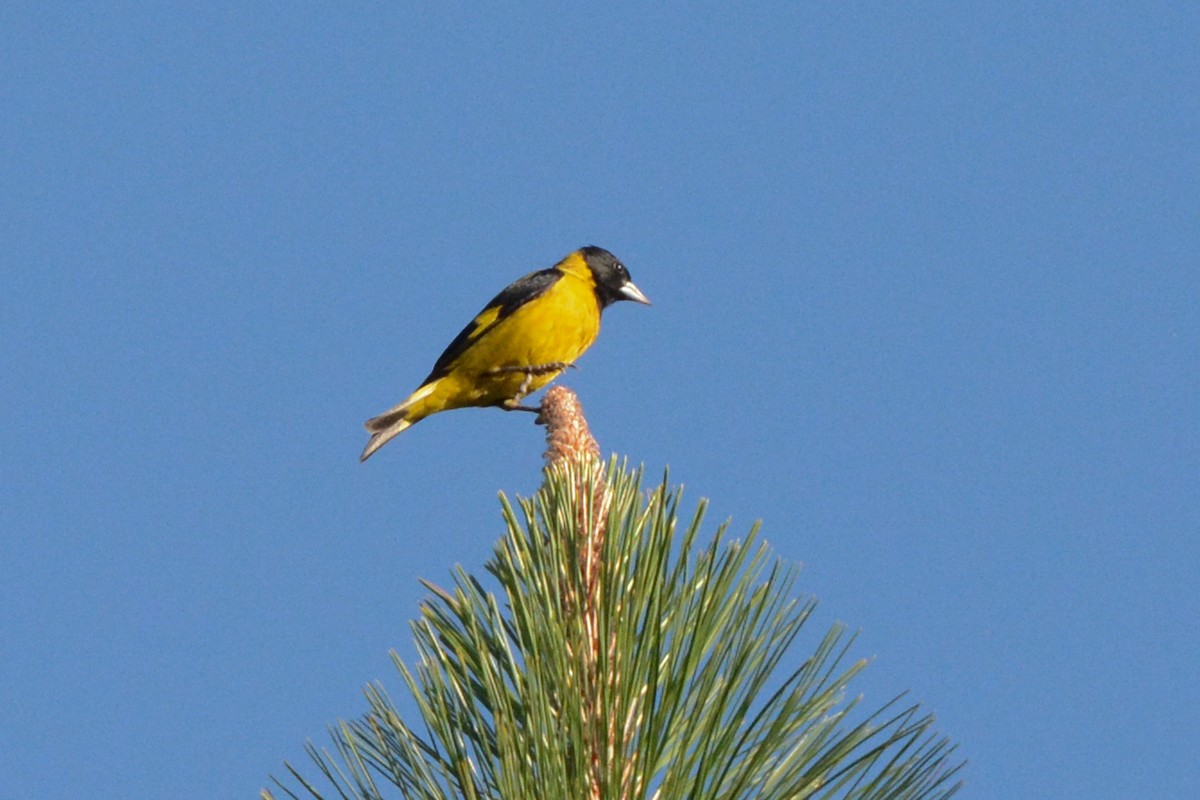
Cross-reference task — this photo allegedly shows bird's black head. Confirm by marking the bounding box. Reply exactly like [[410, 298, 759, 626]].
[[581, 246, 651, 308]]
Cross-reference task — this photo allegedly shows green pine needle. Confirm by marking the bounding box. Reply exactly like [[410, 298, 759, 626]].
[[267, 459, 963, 800]]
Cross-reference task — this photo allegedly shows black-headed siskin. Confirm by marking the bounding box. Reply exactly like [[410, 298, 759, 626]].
[[361, 246, 649, 461]]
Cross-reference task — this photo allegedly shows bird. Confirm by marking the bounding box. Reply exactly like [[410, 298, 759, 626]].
[[360, 245, 649, 461]]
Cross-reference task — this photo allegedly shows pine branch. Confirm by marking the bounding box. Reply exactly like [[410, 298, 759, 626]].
[[536, 386, 611, 800]]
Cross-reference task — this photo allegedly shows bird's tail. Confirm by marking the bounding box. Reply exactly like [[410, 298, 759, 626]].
[[360, 410, 413, 462], [360, 382, 438, 461]]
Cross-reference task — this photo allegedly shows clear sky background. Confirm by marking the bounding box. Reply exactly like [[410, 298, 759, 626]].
[[3, 4, 1196, 798]]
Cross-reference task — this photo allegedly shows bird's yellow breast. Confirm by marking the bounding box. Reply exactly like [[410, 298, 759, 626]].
[[421, 267, 602, 413]]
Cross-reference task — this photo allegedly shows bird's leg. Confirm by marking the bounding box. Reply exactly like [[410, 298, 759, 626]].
[[502, 401, 542, 413], [487, 362, 575, 412], [505, 363, 538, 411]]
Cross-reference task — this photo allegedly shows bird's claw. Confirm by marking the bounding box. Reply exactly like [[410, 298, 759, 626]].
[[485, 362, 574, 377], [487, 362, 574, 410]]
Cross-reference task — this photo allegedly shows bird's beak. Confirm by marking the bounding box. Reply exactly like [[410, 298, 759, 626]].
[[619, 280, 651, 305]]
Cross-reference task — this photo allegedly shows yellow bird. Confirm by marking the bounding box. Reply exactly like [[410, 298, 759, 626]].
[[361, 246, 649, 461]]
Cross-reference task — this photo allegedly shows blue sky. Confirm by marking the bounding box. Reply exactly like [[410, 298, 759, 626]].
[[3, 4, 1197, 798]]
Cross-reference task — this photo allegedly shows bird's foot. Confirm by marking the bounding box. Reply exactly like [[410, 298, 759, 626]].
[[485, 362, 575, 378], [487, 362, 575, 411]]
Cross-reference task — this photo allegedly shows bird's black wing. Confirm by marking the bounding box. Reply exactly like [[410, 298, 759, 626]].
[[422, 268, 562, 383]]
